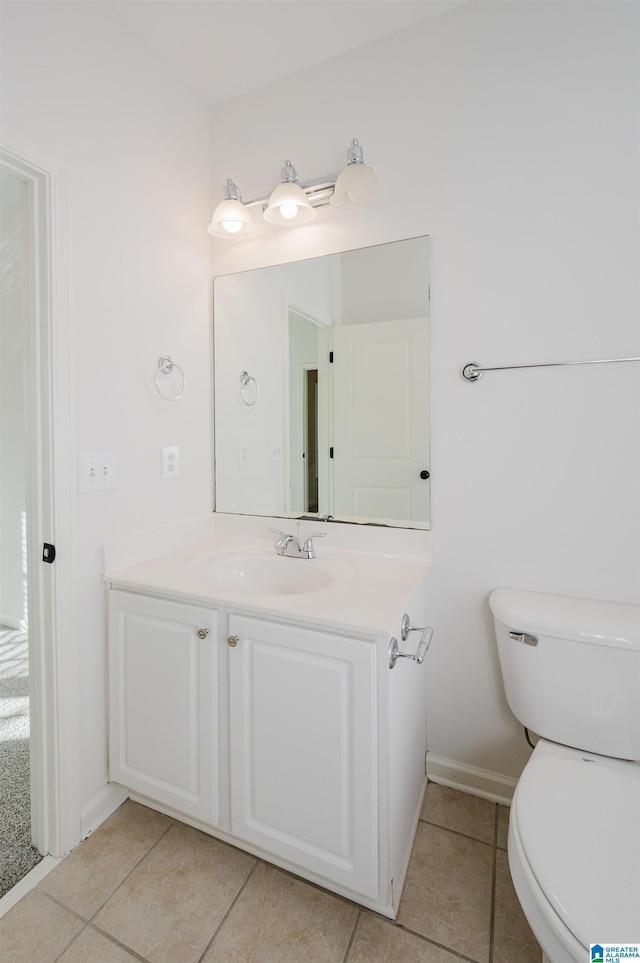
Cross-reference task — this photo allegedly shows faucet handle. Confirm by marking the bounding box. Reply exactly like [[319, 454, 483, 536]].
[[269, 527, 286, 544], [301, 532, 325, 558]]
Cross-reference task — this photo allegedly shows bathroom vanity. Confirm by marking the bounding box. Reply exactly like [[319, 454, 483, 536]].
[[105, 235, 432, 915], [104, 520, 430, 918]]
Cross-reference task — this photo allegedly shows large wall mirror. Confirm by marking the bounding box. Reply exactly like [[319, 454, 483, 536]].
[[213, 235, 430, 529]]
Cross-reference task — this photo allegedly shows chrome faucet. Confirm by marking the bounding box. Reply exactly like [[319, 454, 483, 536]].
[[269, 528, 325, 559]]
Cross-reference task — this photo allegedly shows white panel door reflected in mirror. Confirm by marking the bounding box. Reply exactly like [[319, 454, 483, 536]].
[[213, 235, 430, 530]]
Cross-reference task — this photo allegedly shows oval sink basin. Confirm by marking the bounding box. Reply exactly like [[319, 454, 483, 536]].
[[209, 555, 332, 595], [192, 548, 357, 597]]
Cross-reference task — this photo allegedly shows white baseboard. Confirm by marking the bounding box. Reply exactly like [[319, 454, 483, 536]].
[[80, 782, 129, 840], [425, 753, 518, 806]]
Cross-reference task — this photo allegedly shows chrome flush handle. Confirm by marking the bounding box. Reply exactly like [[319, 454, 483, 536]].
[[509, 630, 539, 646]]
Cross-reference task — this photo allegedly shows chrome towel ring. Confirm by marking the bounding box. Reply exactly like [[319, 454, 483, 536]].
[[156, 355, 186, 401], [240, 370, 259, 406]]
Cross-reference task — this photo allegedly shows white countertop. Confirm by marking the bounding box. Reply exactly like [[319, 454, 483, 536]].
[[103, 531, 430, 637]]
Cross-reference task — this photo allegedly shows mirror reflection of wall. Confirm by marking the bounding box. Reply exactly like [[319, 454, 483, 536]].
[[213, 236, 430, 530]]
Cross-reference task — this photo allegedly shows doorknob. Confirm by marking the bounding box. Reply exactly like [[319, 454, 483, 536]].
[[420, 470, 430, 479]]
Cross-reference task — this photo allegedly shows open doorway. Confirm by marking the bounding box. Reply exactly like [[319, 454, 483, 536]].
[[304, 368, 319, 513], [286, 307, 329, 515], [0, 147, 73, 903], [0, 167, 42, 896]]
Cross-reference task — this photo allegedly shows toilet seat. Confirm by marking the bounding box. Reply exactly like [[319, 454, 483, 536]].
[[510, 740, 640, 963]]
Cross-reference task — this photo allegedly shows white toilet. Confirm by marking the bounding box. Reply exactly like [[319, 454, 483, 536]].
[[489, 588, 640, 963]]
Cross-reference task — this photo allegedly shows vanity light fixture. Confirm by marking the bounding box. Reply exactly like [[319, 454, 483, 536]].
[[207, 179, 256, 238], [264, 160, 316, 226], [208, 138, 382, 239], [330, 138, 383, 209]]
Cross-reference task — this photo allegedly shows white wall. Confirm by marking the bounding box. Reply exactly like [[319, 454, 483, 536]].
[[0, 2, 212, 820], [340, 239, 429, 325], [209, 0, 640, 780]]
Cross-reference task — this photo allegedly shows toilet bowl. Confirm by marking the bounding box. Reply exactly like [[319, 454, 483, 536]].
[[489, 588, 640, 963], [508, 740, 640, 963]]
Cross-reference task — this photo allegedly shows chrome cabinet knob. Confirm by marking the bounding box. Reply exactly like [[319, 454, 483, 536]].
[[227, 635, 239, 648], [196, 628, 209, 640]]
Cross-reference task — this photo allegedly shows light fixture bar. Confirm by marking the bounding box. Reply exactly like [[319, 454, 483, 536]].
[[208, 139, 381, 238], [243, 174, 339, 211]]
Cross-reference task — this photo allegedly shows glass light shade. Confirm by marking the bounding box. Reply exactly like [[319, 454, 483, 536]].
[[330, 163, 383, 209], [264, 181, 316, 226], [207, 198, 255, 238]]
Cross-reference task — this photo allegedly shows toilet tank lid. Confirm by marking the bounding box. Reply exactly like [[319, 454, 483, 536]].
[[489, 588, 640, 651]]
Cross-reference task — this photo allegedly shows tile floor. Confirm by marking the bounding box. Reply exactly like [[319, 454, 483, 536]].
[[0, 783, 542, 963]]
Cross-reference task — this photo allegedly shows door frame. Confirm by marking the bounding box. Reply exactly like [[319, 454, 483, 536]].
[[283, 302, 330, 515], [1, 145, 77, 860]]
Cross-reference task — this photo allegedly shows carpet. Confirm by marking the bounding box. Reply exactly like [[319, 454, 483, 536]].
[[0, 624, 42, 898]]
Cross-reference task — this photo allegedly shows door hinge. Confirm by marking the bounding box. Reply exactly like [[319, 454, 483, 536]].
[[329, 351, 334, 363], [329, 447, 334, 459], [42, 542, 56, 563]]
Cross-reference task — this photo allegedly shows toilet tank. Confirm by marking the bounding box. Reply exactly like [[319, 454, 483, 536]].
[[489, 588, 640, 761]]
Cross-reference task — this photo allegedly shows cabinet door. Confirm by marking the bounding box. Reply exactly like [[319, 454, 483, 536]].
[[109, 590, 219, 824], [228, 614, 378, 898]]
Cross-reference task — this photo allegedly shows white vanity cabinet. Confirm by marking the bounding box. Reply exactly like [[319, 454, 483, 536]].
[[108, 590, 220, 824], [106, 573, 428, 918], [227, 614, 378, 898]]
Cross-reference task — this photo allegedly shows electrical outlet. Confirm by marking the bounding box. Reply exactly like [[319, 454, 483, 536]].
[[78, 452, 116, 493], [162, 446, 180, 480], [238, 441, 250, 468], [270, 440, 282, 463]]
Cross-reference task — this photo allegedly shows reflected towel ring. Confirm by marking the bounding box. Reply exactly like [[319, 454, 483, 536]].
[[156, 355, 186, 401], [240, 370, 259, 406]]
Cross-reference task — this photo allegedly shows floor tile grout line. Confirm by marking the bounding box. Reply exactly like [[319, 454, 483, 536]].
[[195, 855, 259, 963], [393, 920, 485, 963], [37, 808, 175, 932], [488, 805, 500, 963], [50, 920, 89, 963], [34, 888, 93, 926], [342, 907, 362, 963], [86, 920, 156, 963], [87, 811, 176, 922], [418, 814, 496, 848], [33, 817, 174, 963]]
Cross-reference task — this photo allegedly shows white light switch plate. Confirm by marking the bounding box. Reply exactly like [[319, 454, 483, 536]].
[[78, 452, 116, 493]]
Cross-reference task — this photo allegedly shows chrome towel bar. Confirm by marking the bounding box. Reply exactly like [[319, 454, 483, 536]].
[[461, 356, 640, 383]]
